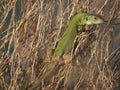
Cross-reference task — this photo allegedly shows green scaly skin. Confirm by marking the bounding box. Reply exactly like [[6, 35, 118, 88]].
[[54, 13, 103, 57]]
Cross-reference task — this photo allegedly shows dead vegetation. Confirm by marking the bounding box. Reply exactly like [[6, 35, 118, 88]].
[[0, 0, 120, 90]]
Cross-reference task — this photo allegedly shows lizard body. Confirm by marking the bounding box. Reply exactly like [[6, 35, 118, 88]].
[[54, 13, 103, 57]]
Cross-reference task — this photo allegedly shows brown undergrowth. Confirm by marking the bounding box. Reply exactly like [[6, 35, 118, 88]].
[[0, 0, 120, 90]]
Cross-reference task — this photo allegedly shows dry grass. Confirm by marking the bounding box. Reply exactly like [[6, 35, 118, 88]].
[[0, 0, 120, 90]]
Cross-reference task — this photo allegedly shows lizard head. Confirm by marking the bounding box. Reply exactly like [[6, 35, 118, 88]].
[[84, 15, 104, 25]]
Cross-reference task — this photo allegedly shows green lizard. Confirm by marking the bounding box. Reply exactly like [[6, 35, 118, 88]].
[[54, 13, 103, 57], [26, 13, 103, 90]]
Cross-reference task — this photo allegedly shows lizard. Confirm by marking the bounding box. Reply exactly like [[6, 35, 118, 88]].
[[54, 13, 103, 58], [53, 13, 103, 89], [27, 13, 103, 90]]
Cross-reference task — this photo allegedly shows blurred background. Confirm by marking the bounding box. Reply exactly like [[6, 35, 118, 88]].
[[0, 0, 120, 90]]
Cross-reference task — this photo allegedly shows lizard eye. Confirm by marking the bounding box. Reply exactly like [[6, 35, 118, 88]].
[[94, 17, 97, 20]]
